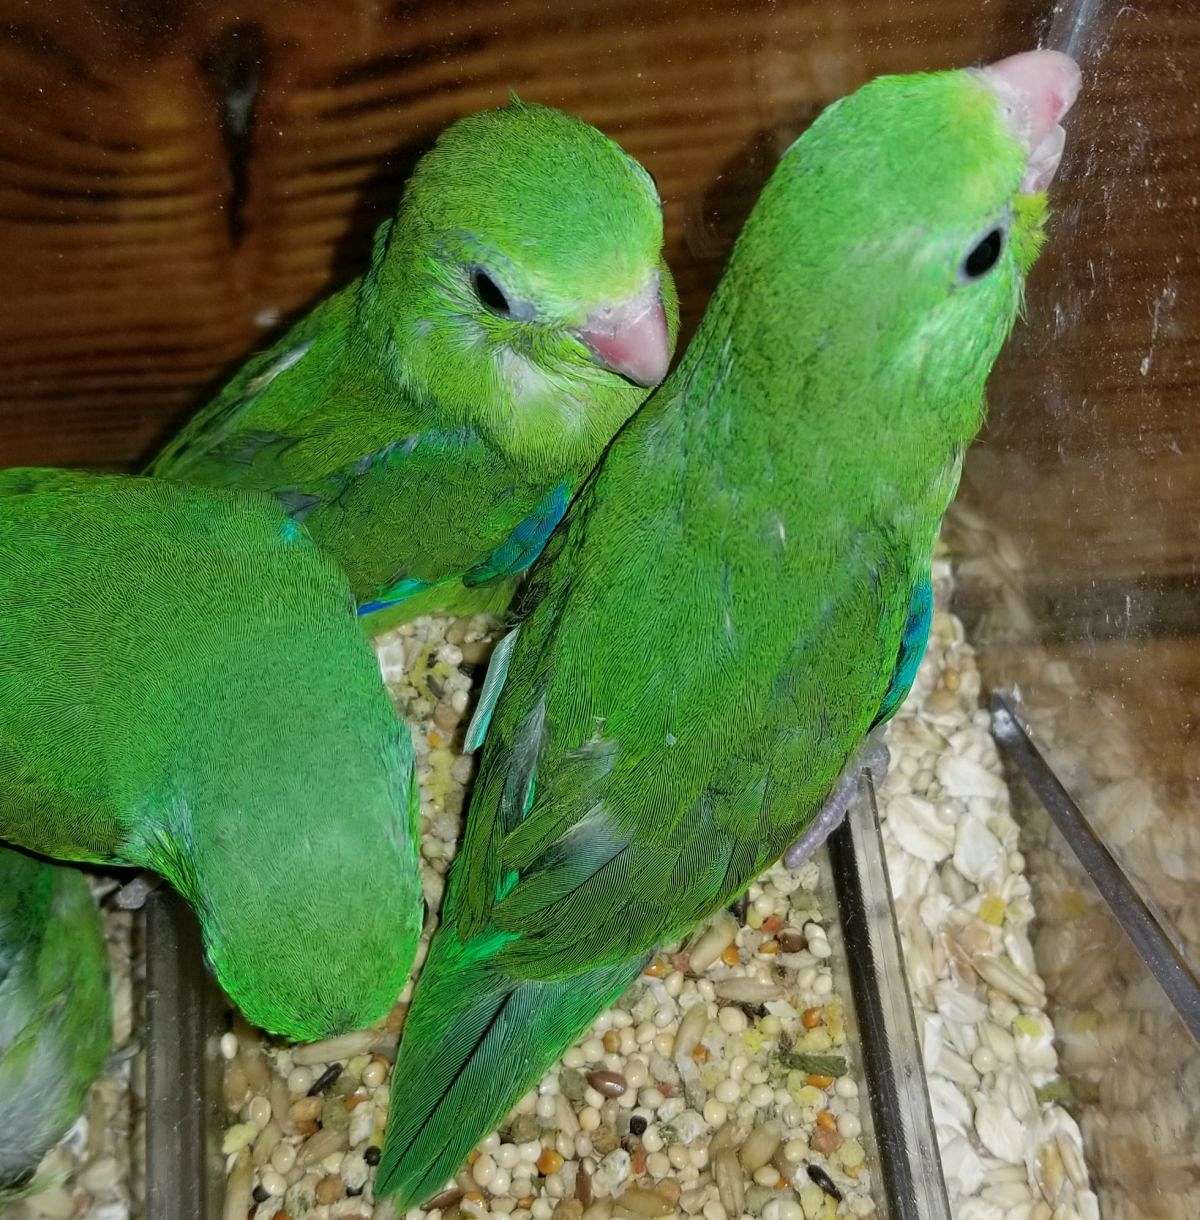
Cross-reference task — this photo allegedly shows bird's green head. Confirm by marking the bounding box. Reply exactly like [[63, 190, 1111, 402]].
[[715, 50, 1080, 461], [362, 99, 678, 478]]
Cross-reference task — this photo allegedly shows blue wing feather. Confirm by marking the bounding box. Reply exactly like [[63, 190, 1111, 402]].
[[871, 575, 932, 728], [463, 627, 522, 752], [357, 576, 433, 617], [462, 483, 569, 588]]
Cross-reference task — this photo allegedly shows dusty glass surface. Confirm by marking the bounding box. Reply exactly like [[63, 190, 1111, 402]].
[[954, 0, 1200, 966], [1005, 768, 1199, 1220], [948, 2, 1200, 1217]]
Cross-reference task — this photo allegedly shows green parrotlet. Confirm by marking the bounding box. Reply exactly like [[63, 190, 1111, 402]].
[[148, 100, 677, 629], [0, 469, 422, 1042], [0, 847, 110, 1197], [375, 50, 1081, 1203]]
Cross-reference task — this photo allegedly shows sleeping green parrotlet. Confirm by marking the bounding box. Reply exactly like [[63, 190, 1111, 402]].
[[148, 100, 678, 630], [0, 848, 111, 1197], [0, 469, 422, 1042], [375, 50, 1081, 1203]]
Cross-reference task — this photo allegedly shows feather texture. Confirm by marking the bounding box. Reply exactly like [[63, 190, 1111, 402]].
[[376, 57, 1071, 1204], [148, 103, 677, 629], [0, 849, 110, 1195], [0, 471, 422, 1040]]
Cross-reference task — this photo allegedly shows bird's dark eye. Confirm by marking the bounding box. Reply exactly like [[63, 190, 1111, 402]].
[[472, 269, 511, 316], [960, 227, 1005, 281]]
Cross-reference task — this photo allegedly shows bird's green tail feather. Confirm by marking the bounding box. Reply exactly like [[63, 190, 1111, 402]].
[[376, 939, 647, 1206]]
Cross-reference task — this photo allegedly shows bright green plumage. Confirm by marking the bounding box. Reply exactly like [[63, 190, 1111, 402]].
[[377, 61, 1073, 1203], [0, 848, 110, 1195], [0, 471, 421, 1041], [148, 101, 677, 629]]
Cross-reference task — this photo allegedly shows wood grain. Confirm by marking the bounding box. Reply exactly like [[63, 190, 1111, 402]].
[[0, 0, 1037, 468]]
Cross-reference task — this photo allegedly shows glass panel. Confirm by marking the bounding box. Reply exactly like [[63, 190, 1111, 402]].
[[953, 0, 1200, 976], [1006, 764, 1200, 1219]]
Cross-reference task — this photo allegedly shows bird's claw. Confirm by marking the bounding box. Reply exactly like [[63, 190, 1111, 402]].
[[111, 873, 161, 910], [783, 728, 890, 869]]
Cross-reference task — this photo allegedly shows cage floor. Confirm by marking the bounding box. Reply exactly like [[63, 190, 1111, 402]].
[[3, 561, 1107, 1220], [213, 614, 878, 1220]]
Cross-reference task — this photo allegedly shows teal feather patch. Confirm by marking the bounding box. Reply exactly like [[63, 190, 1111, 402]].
[[463, 483, 569, 587], [463, 627, 521, 753], [872, 575, 933, 728], [357, 575, 432, 617]]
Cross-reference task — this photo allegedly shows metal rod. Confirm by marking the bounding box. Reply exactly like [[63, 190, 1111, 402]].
[[145, 890, 229, 1220], [827, 777, 952, 1220], [991, 690, 1200, 1043]]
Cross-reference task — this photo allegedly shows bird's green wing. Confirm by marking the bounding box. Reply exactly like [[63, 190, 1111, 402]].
[[450, 458, 911, 980], [146, 293, 339, 483], [0, 850, 110, 1193], [150, 312, 567, 613]]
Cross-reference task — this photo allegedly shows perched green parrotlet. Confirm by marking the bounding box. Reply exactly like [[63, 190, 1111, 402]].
[[0, 469, 422, 1042], [0, 848, 111, 1197], [375, 51, 1081, 1202], [148, 100, 678, 630]]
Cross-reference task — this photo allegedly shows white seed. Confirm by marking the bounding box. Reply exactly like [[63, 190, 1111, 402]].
[[223, 1153, 253, 1220], [688, 913, 739, 973], [713, 979, 780, 1004], [674, 1003, 709, 1060], [739, 1121, 782, 1171], [717, 1007, 747, 1035], [260, 1170, 287, 1197], [711, 1148, 743, 1217], [291, 1031, 378, 1066], [973, 954, 1046, 1006], [624, 1058, 648, 1089], [747, 1084, 773, 1109], [714, 1080, 740, 1106], [270, 1143, 297, 1174], [973, 1098, 1026, 1164], [971, 1046, 998, 1075], [287, 1067, 315, 1096]]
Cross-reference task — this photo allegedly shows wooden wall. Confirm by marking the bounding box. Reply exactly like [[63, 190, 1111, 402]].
[[0, 0, 1045, 469]]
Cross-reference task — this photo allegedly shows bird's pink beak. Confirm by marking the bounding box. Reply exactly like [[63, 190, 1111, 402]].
[[576, 275, 670, 388], [975, 50, 1082, 192]]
